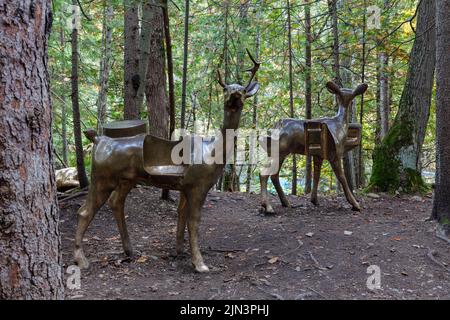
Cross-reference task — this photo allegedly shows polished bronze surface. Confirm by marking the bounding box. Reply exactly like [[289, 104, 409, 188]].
[[259, 81, 367, 214], [74, 51, 260, 273]]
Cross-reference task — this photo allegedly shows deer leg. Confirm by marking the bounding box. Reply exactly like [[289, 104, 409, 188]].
[[330, 159, 361, 211], [185, 189, 209, 272], [176, 192, 188, 255], [74, 183, 113, 269], [109, 181, 135, 257], [259, 173, 275, 214], [311, 156, 323, 206], [270, 155, 290, 208]]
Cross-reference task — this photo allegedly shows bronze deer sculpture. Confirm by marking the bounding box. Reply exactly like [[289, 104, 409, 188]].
[[259, 81, 368, 214], [74, 51, 260, 273]]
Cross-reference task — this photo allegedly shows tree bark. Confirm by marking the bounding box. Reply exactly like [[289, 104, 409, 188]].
[[71, 0, 89, 188], [304, 0, 313, 194], [357, 1, 367, 188], [123, 0, 140, 120], [59, 20, 68, 165], [370, 0, 436, 192], [97, 2, 114, 132], [378, 52, 389, 139], [180, 0, 190, 129], [432, 0, 450, 235], [162, 0, 176, 139], [146, 2, 169, 139], [246, 0, 262, 193], [287, 0, 297, 195], [0, 0, 64, 299]]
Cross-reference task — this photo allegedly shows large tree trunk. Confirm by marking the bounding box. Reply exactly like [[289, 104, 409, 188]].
[[123, 0, 140, 120], [0, 0, 64, 299], [246, 0, 262, 193], [287, 0, 297, 195], [378, 52, 389, 139], [162, 0, 176, 139], [304, 0, 313, 194], [432, 0, 450, 235], [180, 0, 190, 129], [59, 20, 69, 165], [71, 0, 89, 188], [146, 3, 169, 139], [370, 0, 436, 192], [97, 2, 114, 132]]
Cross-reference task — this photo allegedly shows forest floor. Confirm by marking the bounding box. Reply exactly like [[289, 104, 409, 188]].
[[59, 186, 450, 300]]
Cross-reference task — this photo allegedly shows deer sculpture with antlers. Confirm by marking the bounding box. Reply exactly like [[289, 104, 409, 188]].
[[259, 81, 368, 214], [74, 50, 260, 273]]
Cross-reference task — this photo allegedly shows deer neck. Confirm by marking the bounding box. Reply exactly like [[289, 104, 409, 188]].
[[335, 104, 350, 129], [217, 107, 243, 165]]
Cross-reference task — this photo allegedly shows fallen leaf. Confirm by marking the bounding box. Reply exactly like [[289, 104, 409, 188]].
[[344, 231, 353, 236], [392, 236, 402, 241], [225, 253, 235, 259], [136, 256, 148, 263], [306, 232, 314, 237], [268, 256, 279, 264]]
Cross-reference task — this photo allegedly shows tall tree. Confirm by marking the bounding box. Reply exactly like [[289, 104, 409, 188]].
[[162, 0, 176, 139], [304, 0, 313, 194], [0, 0, 64, 299], [59, 19, 69, 165], [357, 0, 367, 188], [246, 0, 262, 193], [180, 0, 190, 129], [370, 0, 436, 192], [146, 1, 169, 139], [97, 2, 114, 132], [71, 0, 89, 188], [123, 0, 140, 119], [287, 0, 297, 195], [432, 0, 450, 236]]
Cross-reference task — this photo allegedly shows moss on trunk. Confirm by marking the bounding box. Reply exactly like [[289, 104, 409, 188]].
[[369, 120, 428, 193]]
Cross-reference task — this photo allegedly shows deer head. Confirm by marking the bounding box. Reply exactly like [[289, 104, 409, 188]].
[[326, 81, 368, 109], [217, 49, 260, 129]]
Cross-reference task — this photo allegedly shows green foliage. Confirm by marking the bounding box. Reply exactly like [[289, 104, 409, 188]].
[[48, 0, 434, 192]]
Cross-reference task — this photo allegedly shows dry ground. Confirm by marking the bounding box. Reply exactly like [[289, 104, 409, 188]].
[[59, 186, 450, 300]]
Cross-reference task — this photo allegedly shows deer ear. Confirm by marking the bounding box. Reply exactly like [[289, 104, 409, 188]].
[[353, 83, 368, 96], [326, 81, 341, 95], [245, 82, 260, 97]]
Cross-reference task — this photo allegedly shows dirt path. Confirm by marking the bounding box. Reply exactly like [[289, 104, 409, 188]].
[[59, 187, 450, 300]]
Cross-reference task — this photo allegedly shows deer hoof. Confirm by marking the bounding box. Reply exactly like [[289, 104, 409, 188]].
[[74, 249, 90, 269], [194, 263, 210, 273], [311, 198, 319, 206], [264, 206, 275, 215]]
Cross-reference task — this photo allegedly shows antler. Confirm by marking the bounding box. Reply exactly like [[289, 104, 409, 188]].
[[217, 69, 226, 88], [244, 48, 260, 90]]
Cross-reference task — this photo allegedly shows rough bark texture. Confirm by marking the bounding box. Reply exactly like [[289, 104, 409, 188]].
[[71, 0, 89, 188], [287, 0, 297, 195], [123, 0, 140, 120], [0, 0, 64, 299], [180, 0, 189, 129], [432, 0, 450, 233], [304, 0, 313, 194], [97, 3, 113, 132], [370, 0, 436, 192], [162, 0, 175, 137], [379, 52, 389, 139], [145, 4, 169, 139]]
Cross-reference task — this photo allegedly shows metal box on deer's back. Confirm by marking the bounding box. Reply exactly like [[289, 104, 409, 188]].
[[103, 120, 147, 138], [304, 121, 329, 160]]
